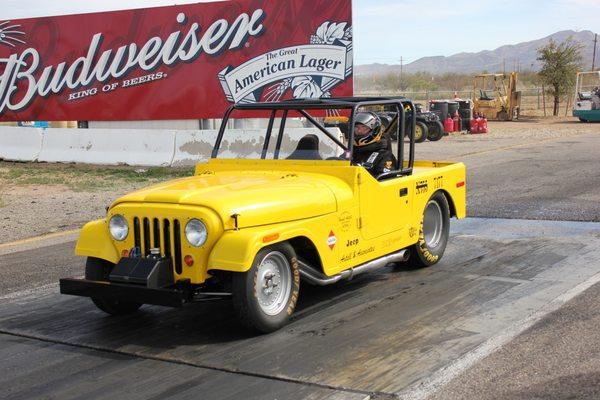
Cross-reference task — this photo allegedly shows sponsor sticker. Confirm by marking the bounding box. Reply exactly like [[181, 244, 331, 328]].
[[366, 152, 378, 164], [327, 230, 337, 250], [338, 211, 352, 232], [416, 180, 428, 195]]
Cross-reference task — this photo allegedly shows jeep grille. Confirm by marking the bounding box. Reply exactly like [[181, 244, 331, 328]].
[[133, 217, 183, 274]]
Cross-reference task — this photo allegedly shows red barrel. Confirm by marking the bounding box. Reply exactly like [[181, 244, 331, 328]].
[[452, 111, 460, 132], [480, 114, 488, 133], [477, 114, 486, 133], [470, 114, 480, 134], [444, 115, 454, 133]]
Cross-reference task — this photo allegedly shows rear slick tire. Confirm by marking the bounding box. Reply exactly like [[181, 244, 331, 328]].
[[400, 191, 450, 268], [232, 242, 300, 333], [85, 257, 143, 315]]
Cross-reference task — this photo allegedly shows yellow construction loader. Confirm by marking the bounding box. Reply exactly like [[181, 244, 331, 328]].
[[472, 72, 521, 121]]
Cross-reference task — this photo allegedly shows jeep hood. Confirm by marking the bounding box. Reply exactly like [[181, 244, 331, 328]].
[[112, 171, 338, 229]]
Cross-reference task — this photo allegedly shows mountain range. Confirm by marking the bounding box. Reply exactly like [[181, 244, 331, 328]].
[[356, 30, 598, 76]]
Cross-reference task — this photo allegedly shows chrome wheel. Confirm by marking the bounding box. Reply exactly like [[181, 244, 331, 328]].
[[256, 251, 292, 316], [423, 199, 443, 248]]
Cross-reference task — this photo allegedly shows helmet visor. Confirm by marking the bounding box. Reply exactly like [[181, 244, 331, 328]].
[[354, 122, 371, 137]]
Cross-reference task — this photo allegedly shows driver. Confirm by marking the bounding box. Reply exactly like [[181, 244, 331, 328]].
[[352, 112, 397, 177]]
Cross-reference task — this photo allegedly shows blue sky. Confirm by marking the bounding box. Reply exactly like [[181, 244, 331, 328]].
[[0, 0, 598, 65]]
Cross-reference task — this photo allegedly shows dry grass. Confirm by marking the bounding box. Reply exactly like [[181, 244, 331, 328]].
[[0, 162, 195, 192]]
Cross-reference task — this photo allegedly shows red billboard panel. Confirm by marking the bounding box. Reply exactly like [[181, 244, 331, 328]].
[[0, 0, 353, 121]]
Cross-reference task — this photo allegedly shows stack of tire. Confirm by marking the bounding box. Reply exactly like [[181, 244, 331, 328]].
[[377, 108, 444, 143], [458, 100, 472, 129], [429, 100, 472, 136], [414, 103, 444, 143]]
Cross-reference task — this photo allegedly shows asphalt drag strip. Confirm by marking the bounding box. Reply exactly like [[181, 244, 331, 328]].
[[0, 333, 370, 400], [0, 217, 599, 399]]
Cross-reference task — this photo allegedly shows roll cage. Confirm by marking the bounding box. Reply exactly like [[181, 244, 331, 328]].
[[211, 97, 417, 179]]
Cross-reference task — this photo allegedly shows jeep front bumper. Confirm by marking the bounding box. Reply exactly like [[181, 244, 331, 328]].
[[59, 278, 189, 307]]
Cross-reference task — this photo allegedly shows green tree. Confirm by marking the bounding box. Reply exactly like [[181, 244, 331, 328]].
[[537, 38, 583, 116]]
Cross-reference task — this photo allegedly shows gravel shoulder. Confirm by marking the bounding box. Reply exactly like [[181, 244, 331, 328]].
[[0, 164, 193, 244]]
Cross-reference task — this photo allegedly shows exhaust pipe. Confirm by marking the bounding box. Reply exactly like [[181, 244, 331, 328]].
[[299, 249, 409, 286]]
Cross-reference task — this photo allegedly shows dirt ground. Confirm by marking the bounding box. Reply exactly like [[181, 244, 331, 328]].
[[0, 117, 597, 244], [0, 164, 193, 244], [454, 115, 596, 138]]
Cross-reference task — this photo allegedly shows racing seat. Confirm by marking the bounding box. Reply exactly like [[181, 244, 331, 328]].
[[287, 134, 322, 160]]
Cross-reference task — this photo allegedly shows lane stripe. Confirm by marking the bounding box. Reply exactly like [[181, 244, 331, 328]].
[[0, 229, 79, 249]]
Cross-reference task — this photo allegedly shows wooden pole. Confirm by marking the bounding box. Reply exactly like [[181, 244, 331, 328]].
[[542, 85, 547, 117]]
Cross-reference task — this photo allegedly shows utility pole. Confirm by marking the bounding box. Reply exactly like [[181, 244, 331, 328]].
[[399, 56, 404, 92], [593, 33, 598, 71]]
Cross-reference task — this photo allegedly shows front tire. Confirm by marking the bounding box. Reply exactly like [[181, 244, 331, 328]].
[[403, 191, 450, 268], [232, 243, 300, 333], [85, 257, 142, 315]]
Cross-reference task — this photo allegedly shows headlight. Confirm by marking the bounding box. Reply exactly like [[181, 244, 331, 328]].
[[109, 214, 128, 241], [185, 219, 207, 247]]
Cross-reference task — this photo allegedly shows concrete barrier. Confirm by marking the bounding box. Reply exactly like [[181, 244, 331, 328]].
[[38, 128, 176, 166], [0, 126, 44, 162], [2, 126, 346, 167], [174, 127, 345, 165], [172, 130, 219, 166]]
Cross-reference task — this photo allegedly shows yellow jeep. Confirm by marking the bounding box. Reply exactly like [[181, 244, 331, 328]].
[[60, 97, 466, 333]]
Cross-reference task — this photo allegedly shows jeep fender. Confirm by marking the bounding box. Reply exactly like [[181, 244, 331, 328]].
[[75, 219, 119, 264], [207, 225, 319, 273]]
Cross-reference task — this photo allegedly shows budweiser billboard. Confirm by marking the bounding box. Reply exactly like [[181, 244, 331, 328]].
[[0, 0, 353, 121]]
